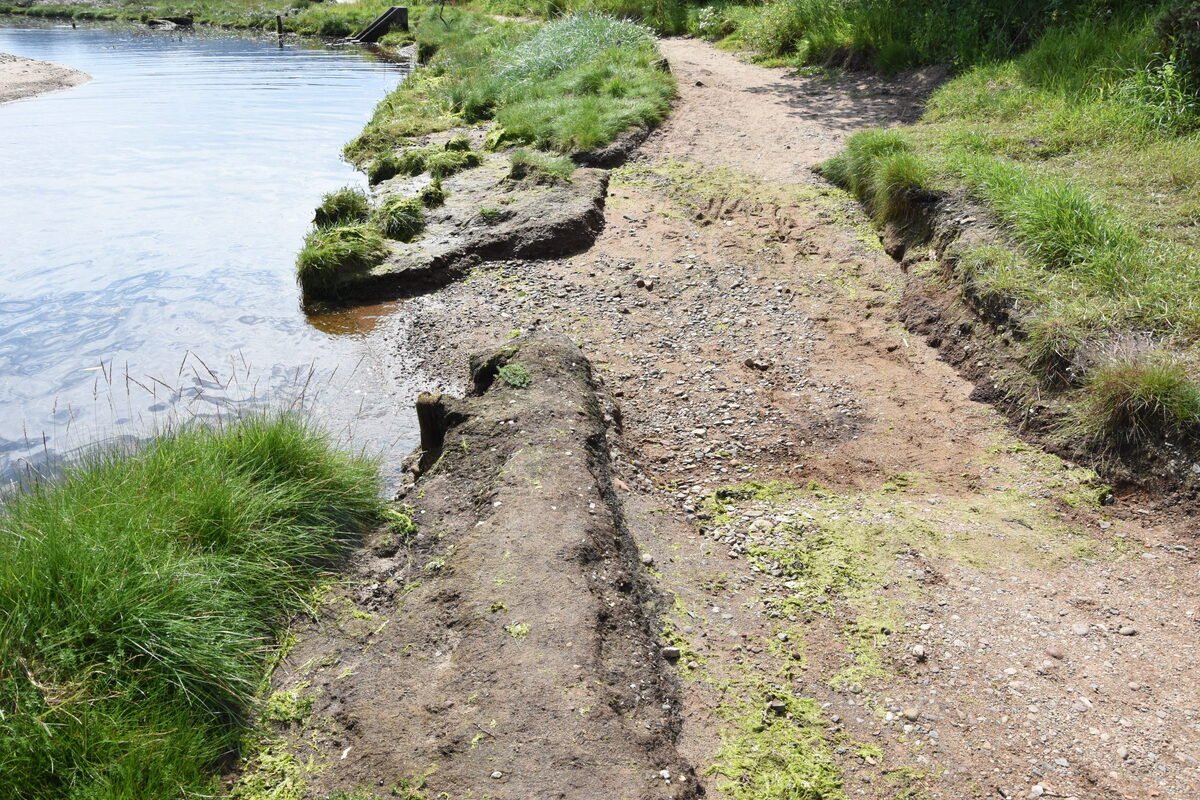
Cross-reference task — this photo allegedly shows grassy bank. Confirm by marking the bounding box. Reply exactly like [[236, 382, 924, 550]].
[[345, 7, 674, 168], [296, 7, 673, 298], [0, 0, 397, 38], [811, 2, 1200, 459], [0, 415, 381, 798]]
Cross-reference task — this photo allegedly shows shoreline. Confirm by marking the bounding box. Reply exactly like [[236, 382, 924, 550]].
[[0, 51, 89, 103]]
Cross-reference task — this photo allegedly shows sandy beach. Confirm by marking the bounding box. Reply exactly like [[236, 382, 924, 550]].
[[0, 52, 89, 103]]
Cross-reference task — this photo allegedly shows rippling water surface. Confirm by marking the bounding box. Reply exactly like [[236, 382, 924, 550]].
[[0, 23, 416, 481]]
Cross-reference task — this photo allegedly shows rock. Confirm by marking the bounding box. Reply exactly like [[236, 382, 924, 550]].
[[743, 357, 773, 371], [767, 699, 788, 716], [1046, 645, 1065, 660], [1118, 625, 1137, 636], [902, 707, 920, 722], [1117, 745, 1129, 760], [1071, 623, 1090, 636], [911, 644, 927, 661], [1029, 784, 1044, 798], [491, 771, 503, 779], [661, 646, 682, 661]]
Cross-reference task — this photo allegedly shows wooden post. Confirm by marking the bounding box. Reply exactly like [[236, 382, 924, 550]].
[[275, 15, 284, 36], [416, 392, 445, 456]]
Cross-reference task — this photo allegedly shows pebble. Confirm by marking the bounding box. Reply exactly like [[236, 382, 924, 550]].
[[491, 771, 503, 780], [661, 646, 681, 661], [911, 644, 927, 661], [1118, 625, 1137, 636], [1045, 645, 1065, 660], [1071, 623, 1090, 636], [640, 552, 655, 566], [1117, 745, 1130, 760], [1029, 784, 1044, 797], [902, 707, 920, 722]]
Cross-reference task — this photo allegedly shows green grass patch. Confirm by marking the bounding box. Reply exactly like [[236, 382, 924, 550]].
[[313, 185, 370, 228], [0, 415, 381, 798], [497, 362, 531, 387], [508, 148, 575, 183], [344, 9, 675, 167], [372, 195, 427, 241], [296, 223, 388, 297]]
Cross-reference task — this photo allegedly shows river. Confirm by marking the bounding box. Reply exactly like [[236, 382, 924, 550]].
[[0, 21, 419, 484]]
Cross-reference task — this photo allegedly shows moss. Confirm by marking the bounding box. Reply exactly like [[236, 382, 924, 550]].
[[262, 683, 315, 725], [708, 677, 845, 800], [504, 622, 530, 638]]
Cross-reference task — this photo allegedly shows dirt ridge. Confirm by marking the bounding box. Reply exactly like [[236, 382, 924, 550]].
[[262, 335, 700, 799]]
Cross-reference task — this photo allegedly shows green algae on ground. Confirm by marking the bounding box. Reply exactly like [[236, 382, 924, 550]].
[[708, 676, 846, 800]]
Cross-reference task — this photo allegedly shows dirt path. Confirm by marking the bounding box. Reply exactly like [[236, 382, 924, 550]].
[[647, 38, 941, 181], [0, 52, 89, 103], [264, 37, 1198, 800]]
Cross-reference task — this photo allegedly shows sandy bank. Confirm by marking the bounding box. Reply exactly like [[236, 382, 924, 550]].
[[0, 52, 90, 103]]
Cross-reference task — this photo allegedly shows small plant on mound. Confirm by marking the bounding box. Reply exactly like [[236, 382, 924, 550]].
[[313, 185, 370, 227], [498, 362, 531, 387], [373, 195, 427, 242], [1067, 354, 1200, 446], [508, 148, 575, 183], [478, 206, 504, 224], [296, 224, 387, 296]]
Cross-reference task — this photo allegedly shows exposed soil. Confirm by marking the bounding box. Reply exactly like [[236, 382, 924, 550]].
[[258, 37, 1199, 800], [0, 52, 90, 103]]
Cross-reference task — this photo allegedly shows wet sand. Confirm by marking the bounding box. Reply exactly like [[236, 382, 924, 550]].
[[0, 52, 90, 103]]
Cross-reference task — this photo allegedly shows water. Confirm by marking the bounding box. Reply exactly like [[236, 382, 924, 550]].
[[0, 22, 419, 483]]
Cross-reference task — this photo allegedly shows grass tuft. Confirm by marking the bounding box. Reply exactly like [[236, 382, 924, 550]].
[[372, 195, 427, 242], [508, 148, 575, 183], [1067, 355, 1200, 446], [296, 224, 388, 297], [0, 415, 381, 797], [313, 186, 370, 228]]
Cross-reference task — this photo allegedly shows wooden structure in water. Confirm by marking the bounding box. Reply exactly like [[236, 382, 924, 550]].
[[351, 6, 409, 44]]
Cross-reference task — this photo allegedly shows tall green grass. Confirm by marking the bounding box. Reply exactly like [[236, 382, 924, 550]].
[[0, 415, 381, 798], [296, 223, 388, 298], [823, 4, 1200, 453], [345, 9, 675, 166]]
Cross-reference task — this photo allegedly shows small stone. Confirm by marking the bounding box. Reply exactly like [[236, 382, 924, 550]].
[[1046, 645, 1065, 660], [911, 644, 927, 661], [491, 771, 503, 780], [661, 646, 681, 661], [767, 699, 787, 716], [1117, 745, 1130, 760], [902, 707, 920, 722], [1118, 625, 1137, 636], [640, 552, 655, 566], [1071, 623, 1090, 636], [1029, 784, 1045, 798]]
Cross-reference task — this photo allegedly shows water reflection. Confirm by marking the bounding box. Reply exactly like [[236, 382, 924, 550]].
[[0, 22, 417, 484]]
